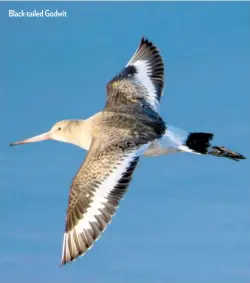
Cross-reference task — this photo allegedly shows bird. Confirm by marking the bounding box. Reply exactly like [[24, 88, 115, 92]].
[[9, 38, 246, 266]]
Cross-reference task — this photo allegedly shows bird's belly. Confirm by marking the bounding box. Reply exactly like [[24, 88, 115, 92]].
[[143, 139, 181, 157]]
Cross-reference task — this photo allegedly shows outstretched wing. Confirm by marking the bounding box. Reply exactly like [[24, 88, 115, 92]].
[[61, 139, 149, 265], [106, 37, 164, 112]]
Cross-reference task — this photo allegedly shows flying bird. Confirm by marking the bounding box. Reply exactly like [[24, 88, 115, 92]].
[[10, 38, 246, 266]]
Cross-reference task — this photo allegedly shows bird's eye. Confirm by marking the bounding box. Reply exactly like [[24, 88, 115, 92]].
[[58, 127, 62, 131]]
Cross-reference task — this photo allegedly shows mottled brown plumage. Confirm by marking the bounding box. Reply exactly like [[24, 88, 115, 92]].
[[61, 108, 166, 265]]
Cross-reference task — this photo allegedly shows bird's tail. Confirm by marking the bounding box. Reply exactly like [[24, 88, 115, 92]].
[[185, 132, 246, 161], [207, 146, 246, 161], [150, 125, 246, 161]]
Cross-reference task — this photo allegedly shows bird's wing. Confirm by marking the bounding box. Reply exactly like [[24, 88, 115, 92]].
[[61, 138, 149, 265], [106, 37, 164, 112]]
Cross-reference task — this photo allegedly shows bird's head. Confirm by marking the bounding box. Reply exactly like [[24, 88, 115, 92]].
[[9, 120, 71, 146]]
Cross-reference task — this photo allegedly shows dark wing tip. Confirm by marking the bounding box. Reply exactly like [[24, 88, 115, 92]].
[[140, 36, 152, 45], [140, 36, 149, 45], [139, 36, 157, 52], [133, 36, 164, 102]]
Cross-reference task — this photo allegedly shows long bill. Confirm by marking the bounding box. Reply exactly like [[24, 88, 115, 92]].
[[9, 132, 51, 146]]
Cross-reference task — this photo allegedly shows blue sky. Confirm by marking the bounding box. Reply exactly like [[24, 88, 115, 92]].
[[1, 2, 250, 283]]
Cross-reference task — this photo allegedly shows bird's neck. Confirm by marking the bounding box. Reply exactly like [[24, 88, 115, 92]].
[[68, 119, 93, 150]]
